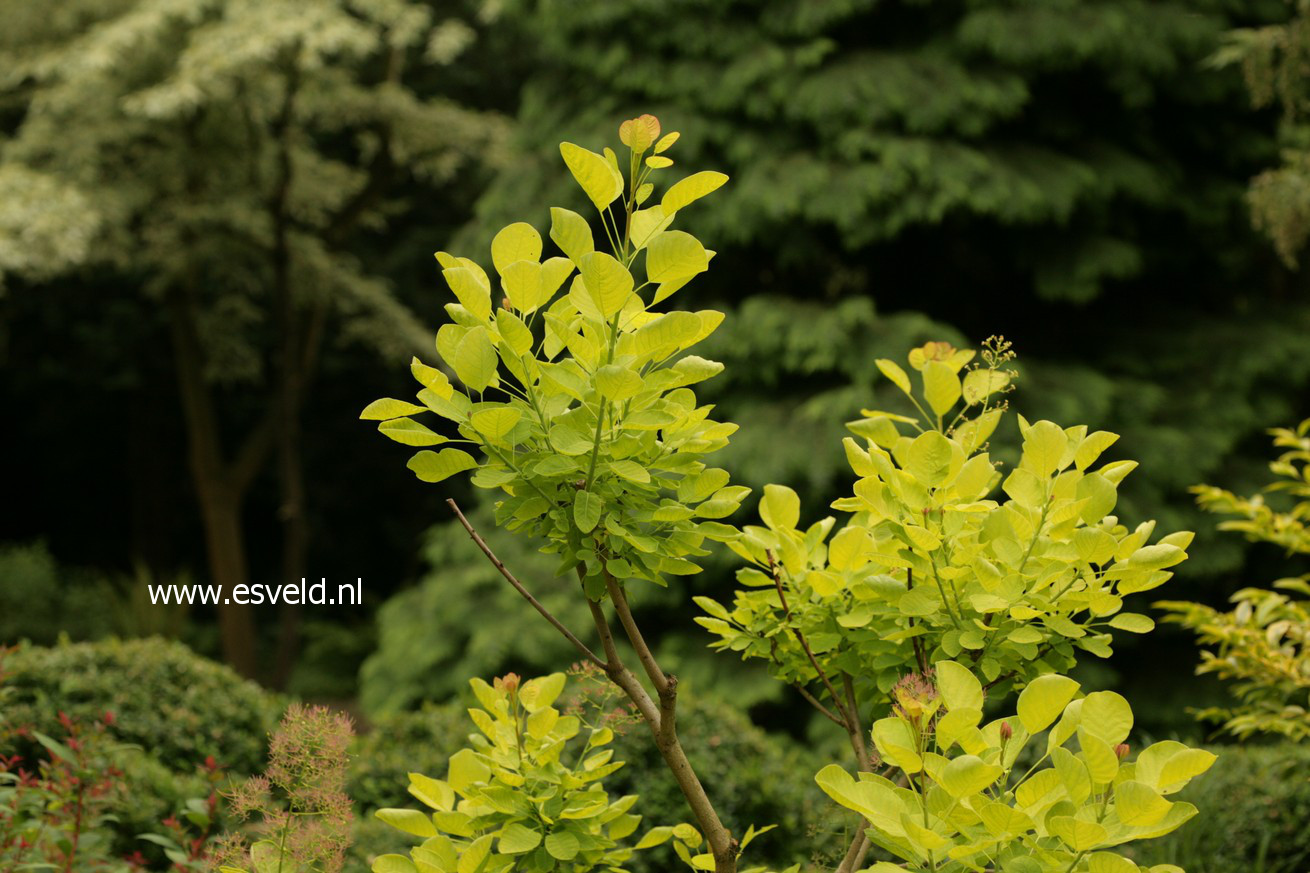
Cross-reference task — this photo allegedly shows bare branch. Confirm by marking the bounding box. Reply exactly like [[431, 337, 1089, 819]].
[[447, 499, 604, 668], [796, 683, 847, 727], [586, 597, 661, 727]]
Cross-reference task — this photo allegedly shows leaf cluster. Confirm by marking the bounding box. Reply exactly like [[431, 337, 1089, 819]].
[[697, 341, 1191, 709], [816, 662, 1214, 872], [371, 673, 659, 873], [363, 117, 746, 595]]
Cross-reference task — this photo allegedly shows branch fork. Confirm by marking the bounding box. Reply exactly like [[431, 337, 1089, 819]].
[[448, 499, 739, 873]]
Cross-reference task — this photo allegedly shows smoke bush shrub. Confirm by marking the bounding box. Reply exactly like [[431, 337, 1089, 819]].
[[365, 116, 1217, 873], [214, 704, 355, 873]]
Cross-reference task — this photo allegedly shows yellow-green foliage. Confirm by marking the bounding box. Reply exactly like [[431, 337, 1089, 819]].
[[1159, 420, 1310, 741], [816, 661, 1214, 872], [363, 115, 744, 596], [365, 119, 1219, 873], [371, 673, 657, 873], [697, 341, 1193, 705]]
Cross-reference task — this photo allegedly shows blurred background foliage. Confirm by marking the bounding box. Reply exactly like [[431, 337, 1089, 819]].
[[4, 0, 1310, 856]]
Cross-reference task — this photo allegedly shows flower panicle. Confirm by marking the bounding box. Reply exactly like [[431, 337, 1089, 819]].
[[219, 704, 354, 873]]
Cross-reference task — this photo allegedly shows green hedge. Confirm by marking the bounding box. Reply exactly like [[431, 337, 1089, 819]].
[[1, 638, 284, 869], [348, 695, 836, 872], [2, 637, 282, 774], [1125, 742, 1310, 873]]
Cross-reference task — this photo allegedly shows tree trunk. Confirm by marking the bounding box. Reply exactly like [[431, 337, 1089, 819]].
[[270, 59, 308, 689], [167, 286, 265, 679], [271, 312, 308, 687], [197, 484, 260, 676]]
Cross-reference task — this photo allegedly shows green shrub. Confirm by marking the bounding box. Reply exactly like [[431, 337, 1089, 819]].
[[2, 637, 282, 774], [348, 694, 830, 873], [0, 642, 234, 869], [361, 112, 1216, 870], [1126, 742, 1310, 873]]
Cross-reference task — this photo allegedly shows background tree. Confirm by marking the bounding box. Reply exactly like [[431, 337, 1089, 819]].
[[0, 0, 504, 678], [1218, 0, 1310, 265]]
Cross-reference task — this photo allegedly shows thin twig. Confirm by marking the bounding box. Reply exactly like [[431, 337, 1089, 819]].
[[796, 683, 847, 727], [767, 551, 856, 730], [447, 499, 604, 667], [767, 637, 846, 726], [908, 569, 929, 674], [842, 673, 868, 766]]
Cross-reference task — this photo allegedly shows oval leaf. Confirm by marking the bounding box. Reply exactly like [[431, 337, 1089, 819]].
[[574, 490, 602, 533], [662, 171, 729, 213], [560, 142, 623, 210], [407, 449, 477, 483], [491, 222, 542, 275], [646, 230, 709, 284], [375, 808, 437, 838], [1017, 674, 1080, 733], [362, 398, 428, 421], [379, 418, 447, 447], [579, 251, 635, 318]]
